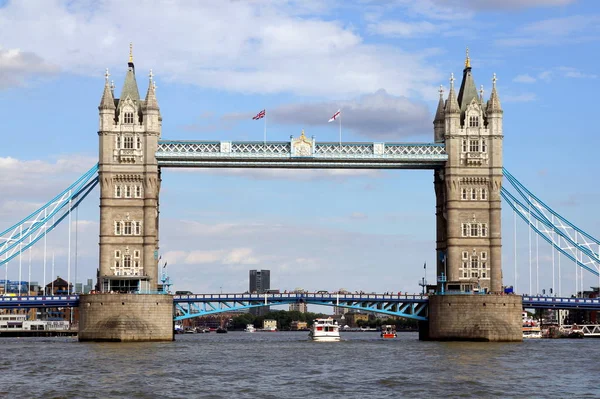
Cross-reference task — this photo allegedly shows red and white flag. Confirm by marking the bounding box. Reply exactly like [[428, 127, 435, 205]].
[[252, 109, 266, 120], [328, 109, 341, 122]]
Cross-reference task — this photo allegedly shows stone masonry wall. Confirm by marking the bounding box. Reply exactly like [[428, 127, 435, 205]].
[[423, 294, 522, 341], [78, 294, 173, 342]]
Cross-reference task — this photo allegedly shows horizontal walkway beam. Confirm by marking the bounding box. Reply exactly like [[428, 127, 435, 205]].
[[156, 140, 447, 169]]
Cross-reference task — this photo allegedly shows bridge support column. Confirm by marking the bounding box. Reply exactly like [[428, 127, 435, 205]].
[[420, 294, 522, 341], [78, 294, 173, 342]]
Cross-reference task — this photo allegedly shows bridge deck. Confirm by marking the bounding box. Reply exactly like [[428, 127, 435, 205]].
[[155, 140, 447, 169]]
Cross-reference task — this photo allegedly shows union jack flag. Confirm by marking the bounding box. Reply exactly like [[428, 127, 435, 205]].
[[252, 109, 266, 120]]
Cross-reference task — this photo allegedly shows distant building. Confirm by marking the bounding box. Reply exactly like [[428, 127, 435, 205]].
[[290, 321, 308, 330], [333, 306, 346, 316], [263, 319, 277, 331], [289, 302, 307, 313], [249, 270, 270, 316], [344, 312, 369, 327]]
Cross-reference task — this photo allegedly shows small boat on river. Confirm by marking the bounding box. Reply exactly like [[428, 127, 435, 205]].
[[381, 325, 397, 339], [309, 318, 340, 342], [244, 324, 256, 333]]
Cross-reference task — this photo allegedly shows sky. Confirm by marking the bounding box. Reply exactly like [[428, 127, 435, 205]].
[[0, 0, 599, 306]]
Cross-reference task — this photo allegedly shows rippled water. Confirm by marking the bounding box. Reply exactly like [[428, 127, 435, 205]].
[[1, 332, 599, 398]]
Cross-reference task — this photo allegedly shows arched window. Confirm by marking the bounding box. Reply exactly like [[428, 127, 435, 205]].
[[135, 185, 142, 198], [134, 250, 140, 258], [123, 255, 131, 268], [125, 186, 131, 198], [462, 188, 468, 200], [481, 188, 487, 200], [115, 185, 121, 198], [471, 188, 477, 200], [471, 257, 479, 269], [116, 136, 121, 149], [481, 223, 488, 237], [462, 140, 467, 152], [115, 222, 121, 235], [114, 260, 120, 268], [115, 250, 121, 258], [134, 221, 141, 235], [481, 140, 487, 153], [124, 221, 132, 235], [137, 136, 141, 149]]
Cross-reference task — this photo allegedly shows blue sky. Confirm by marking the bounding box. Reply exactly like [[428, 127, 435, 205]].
[[0, 0, 599, 303]]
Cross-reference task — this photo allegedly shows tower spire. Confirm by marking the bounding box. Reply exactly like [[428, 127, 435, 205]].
[[145, 69, 159, 110], [446, 73, 460, 114], [99, 68, 115, 110], [487, 73, 502, 113]]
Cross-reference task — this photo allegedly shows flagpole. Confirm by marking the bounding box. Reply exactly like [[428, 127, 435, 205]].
[[264, 111, 267, 145], [339, 110, 342, 146]]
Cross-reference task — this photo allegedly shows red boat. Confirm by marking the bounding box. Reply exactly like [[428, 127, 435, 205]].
[[381, 325, 397, 339]]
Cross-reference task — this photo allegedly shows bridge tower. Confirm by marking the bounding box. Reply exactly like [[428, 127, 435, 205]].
[[97, 45, 161, 293], [435, 50, 503, 294], [79, 47, 172, 342]]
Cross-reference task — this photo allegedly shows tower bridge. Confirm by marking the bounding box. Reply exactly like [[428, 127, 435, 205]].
[[2, 48, 600, 342]]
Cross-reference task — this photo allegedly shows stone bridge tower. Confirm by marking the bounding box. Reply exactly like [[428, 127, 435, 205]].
[[97, 46, 161, 293], [434, 50, 504, 294]]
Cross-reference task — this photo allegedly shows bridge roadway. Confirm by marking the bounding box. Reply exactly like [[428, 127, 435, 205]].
[[1, 294, 599, 320]]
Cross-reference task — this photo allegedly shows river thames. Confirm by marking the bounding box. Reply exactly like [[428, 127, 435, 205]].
[[1, 332, 599, 398]]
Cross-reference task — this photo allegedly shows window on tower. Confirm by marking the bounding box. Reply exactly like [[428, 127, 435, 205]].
[[124, 112, 134, 124], [482, 140, 487, 153], [469, 140, 480, 152], [123, 136, 134, 149], [481, 188, 487, 200], [462, 188, 468, 200], [469, 116, 479, 127], [471, 188, 477, 200], [137, 136, 141, 149], [123, 255, 131, 268], [124, 221, 132, 235], [115, 185, 121, 198]]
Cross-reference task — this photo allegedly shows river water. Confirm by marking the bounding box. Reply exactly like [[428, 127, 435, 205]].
[[1, 332, 599, 399]]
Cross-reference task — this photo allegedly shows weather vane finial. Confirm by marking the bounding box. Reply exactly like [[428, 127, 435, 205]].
[[105, 68, 110, 83], [465, 47, 471, 68], [129, 42, 133, 63], [450, 73, 455, 90], [492, 73, 497, 88]]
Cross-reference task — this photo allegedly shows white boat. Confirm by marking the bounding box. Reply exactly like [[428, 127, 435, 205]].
[[244, 324, 256, 333], [309, 318, 340, 342], [522, 312, 542, 339]]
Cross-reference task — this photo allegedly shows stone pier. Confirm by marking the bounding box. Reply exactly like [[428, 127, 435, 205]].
[[419, 294, 522, 342], [78, 294, 173, 342]]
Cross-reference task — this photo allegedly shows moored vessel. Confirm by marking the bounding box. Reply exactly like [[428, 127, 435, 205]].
[[309, 318, 340, 342], [522, 312, 542, 339], [244, 324, 256, 333]]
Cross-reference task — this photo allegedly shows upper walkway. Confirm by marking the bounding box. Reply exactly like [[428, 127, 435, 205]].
[[155, 140, 447, 169], [2, 293, 599, 314]]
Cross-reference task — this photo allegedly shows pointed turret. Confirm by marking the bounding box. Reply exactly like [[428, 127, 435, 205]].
[[434, 85, 445, 143], [486, 73, 502, 114], [445, 73, 460, 114], [457, 48, 479, 123], [119, 43, 140, 102], [99, 68, 115, 110], [145, 69, 159, 111]]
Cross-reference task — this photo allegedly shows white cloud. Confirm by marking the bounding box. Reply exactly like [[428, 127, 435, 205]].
[[431, 0, 576, 10], [513, 74, 536, 83], [0, 47, 58, 89], [239, 89, 432, 140], [557, 67, 598, 79], [0, 155, 97, 197], [0, 0, 441, 98], [496, 14, 600, 47], [368, 21, 441, 38]]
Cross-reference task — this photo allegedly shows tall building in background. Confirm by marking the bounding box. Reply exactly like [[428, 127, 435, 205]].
[[289, 302, 307, 313], [249, 270, 270, 316]]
